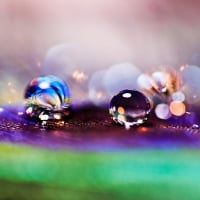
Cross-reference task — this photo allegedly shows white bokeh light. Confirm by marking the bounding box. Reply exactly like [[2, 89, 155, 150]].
[[102, 63, 141, 96], [171, 91, 185, 102], [88, 70, 109, 106], [181, 65, 200, 104], [155, 103, 171, 120], [137, 74, 152, 90]]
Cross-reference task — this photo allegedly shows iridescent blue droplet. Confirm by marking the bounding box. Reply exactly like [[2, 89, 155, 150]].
[[109, 90, 151, 129], [24, 75, 71, 121]]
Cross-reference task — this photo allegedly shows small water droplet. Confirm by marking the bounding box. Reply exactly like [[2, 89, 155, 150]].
[[109, 90, 151, 129], [24, 75, 71, 121], [192, 124, 199, 129]]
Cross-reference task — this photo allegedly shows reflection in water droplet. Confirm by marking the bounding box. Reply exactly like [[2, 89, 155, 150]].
[[109, 90, 151, 129], [24, 75, 71, 121]]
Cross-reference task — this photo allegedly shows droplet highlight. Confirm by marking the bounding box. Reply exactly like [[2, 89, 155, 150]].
[[24, 75, 71, 121], [109, 90, 151, 129]]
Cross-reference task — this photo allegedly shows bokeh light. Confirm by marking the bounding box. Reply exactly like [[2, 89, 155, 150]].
[[155, 103, 171, 120], [169, 101, 186, 116], [137, 66, 188, 120], [42, 44, 90, 103], [181, 65, 200, 104], [171, 91, 185, 102], [137, 74, 152, 90], [88, 70, 109, 106], [103, 63, 141, 96], [151, 71, 168, 93]]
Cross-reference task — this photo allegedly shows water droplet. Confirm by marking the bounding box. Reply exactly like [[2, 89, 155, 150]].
[[109, 90, 151, 129], [192, 124, 199, 129], [24, 75, 71, 121]]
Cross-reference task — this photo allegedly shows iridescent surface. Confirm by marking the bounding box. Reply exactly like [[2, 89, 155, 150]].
[[1, 103, 200, 150], [109, 90, 151, 129], [0, 104, 200, 200], [24, 75, 71, 121]]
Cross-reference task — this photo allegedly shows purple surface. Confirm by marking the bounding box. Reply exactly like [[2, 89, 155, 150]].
[[0, 104, 200, 151]]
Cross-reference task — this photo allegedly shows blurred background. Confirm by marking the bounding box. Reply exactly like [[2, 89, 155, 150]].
[[0, 0, 200, 104], [1, 2, 200, 199]]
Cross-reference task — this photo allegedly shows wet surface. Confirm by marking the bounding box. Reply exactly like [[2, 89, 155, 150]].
[[0, 103, 200, 150]]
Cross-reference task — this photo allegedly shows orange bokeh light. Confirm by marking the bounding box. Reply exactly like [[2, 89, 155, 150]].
[[169, 101, 186, 116]]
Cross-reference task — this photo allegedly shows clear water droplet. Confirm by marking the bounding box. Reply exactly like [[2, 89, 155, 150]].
[[24, 75, 71, 121], [109, 90, 151, 129], [192, 124, 199, 129]]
